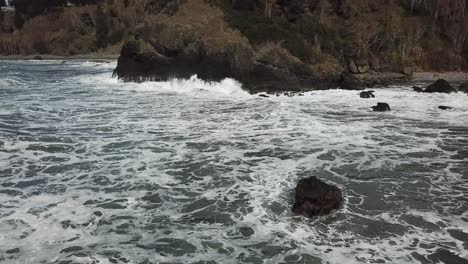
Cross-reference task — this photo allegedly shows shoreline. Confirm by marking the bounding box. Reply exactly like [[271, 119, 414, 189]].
[[0, 54, 119, 61], [1, 54, 467, 83]]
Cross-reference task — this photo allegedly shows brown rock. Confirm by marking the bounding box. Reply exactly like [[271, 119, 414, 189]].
[[292, 177, 342, 218]]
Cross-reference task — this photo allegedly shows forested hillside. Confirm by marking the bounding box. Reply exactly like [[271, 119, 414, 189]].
[[1, 0, 467, 72]]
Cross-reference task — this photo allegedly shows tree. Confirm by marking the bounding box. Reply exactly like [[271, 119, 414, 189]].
[[264, 0, 274, 18], [95, 3, 109, 49]]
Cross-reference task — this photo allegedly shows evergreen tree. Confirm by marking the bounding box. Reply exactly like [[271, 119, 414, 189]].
[[95, 3, 109, 49]]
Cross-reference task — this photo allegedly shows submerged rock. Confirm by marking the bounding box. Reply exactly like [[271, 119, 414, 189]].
[[292, 176, 342, 218], [360, 90, 375, 98], [438, 106, 452, 110], [424, 79, 457, 93], [372, 102, 391, 112]]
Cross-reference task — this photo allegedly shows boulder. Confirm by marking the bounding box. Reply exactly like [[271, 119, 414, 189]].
[[424, 79, 457, 93], [372, 102, 391, 112], [360, 90, 375, 98], [292, 176, 342, 218], [459, 82, 468, 94], [439, 106, 452, 110], [413, 86, 424, 93]]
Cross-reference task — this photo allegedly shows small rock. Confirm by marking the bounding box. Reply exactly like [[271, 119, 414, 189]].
[[258, 94, 269, 98], [425, 79, 457, 93], [372, 102, 391, 112], [239, 226, 255, 237], [413, 86, 424, 93], [439, 106, 452, 110], [93, 211, 103, 217], [360, 90, 375, 98], [6, 248, 20, 254], [33, 55, 43, 60], [292, 176, 342, 218]]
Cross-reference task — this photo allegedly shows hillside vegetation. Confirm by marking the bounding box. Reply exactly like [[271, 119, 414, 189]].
[[1, 0, 467, 73]]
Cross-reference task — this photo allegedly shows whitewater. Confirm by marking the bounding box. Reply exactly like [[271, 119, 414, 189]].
[[0, 60, 467, 264]]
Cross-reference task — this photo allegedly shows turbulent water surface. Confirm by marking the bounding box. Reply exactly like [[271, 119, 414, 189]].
[[1, 60, 468, 264]]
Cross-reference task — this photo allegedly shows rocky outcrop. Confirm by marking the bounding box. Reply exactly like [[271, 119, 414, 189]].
[[459, 82, 468, 94], [292, 176, 342, 218], [424, 79, 457, 93], [372, 102, 391, 112], [112, 0, 336, 93], [113, 37, 336, 93]]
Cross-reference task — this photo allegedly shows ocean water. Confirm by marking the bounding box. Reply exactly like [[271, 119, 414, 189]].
[[0, 60, 467, 264]]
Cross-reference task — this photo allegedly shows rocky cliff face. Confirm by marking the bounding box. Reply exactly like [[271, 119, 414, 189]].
[[113, 0, 336, 93]]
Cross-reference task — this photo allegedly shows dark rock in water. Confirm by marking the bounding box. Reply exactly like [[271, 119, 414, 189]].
[[372, 102, 391, 112], [459, 82, 468, 94], [93, 211, 103, 217], [292, 176, 342, 217], [428, 249, 468, 264], [425, 79, 457, 93], [360, 90, 375, 98], [439, 106, 452, 110], [239, 226, 255, 237], [33, 55, 43, 60], [258, 94, 269, 98], [413, 86, 424, 93]]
